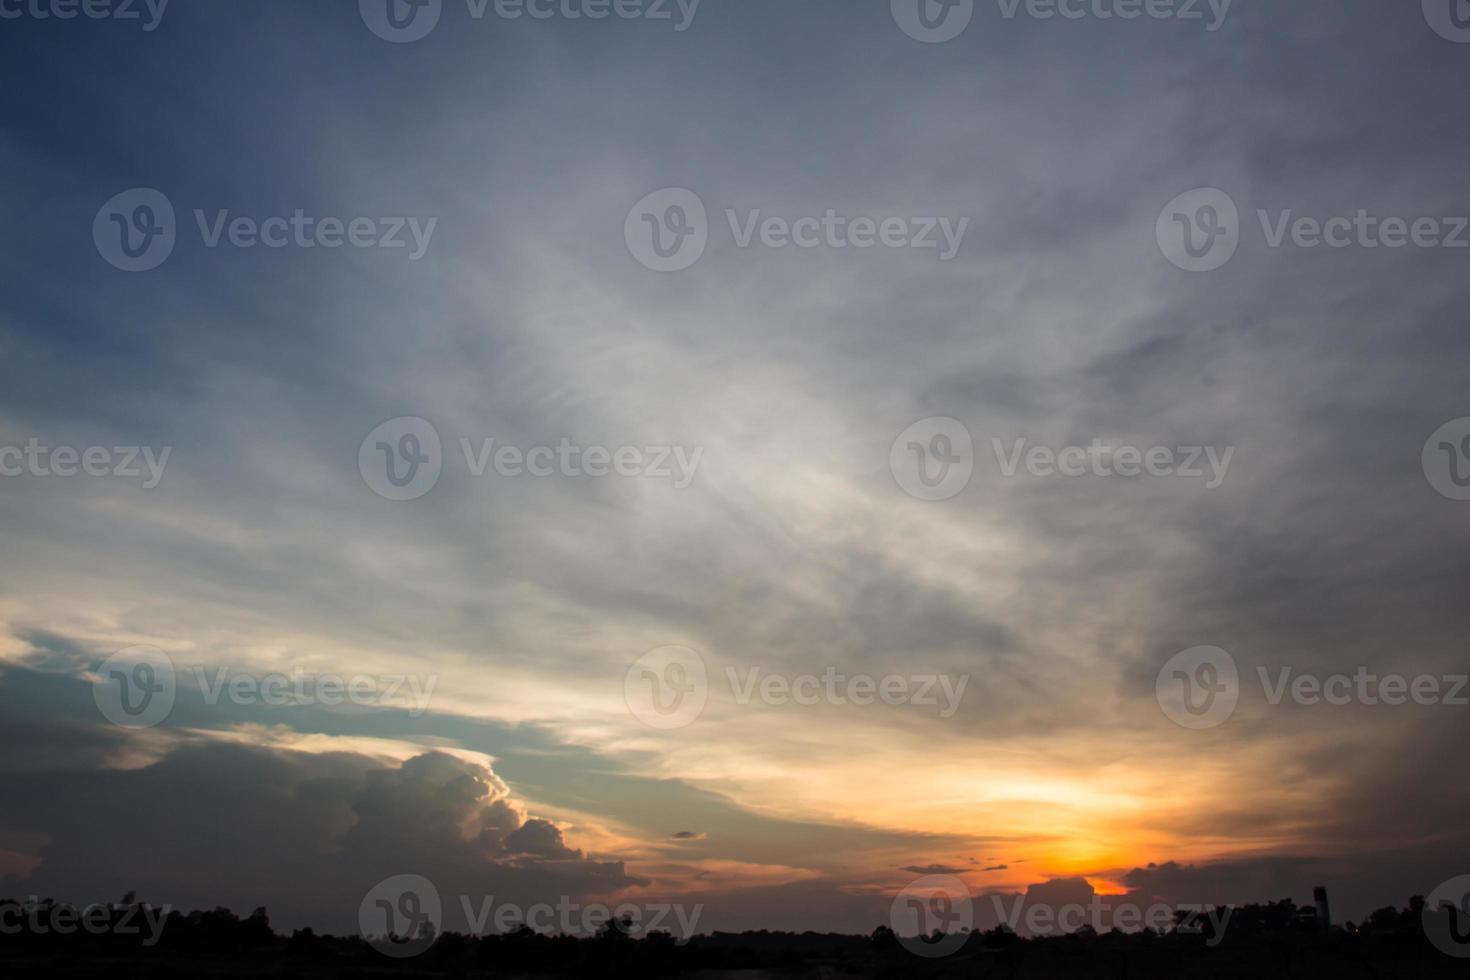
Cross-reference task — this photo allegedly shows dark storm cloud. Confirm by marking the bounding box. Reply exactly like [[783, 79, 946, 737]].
[[0, 732, 639, 934], [0, 660, 981, 887]]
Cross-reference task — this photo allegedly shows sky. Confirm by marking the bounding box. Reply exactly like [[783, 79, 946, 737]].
[[1, 0, 1469, 940]]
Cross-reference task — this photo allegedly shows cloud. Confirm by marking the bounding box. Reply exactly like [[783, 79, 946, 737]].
[[0, 729, 641, 934], [899, 864, 968, 876], [1115, 850, 1470, 926], [505, 819, 581, 859], [0, 0, 1468, 935]]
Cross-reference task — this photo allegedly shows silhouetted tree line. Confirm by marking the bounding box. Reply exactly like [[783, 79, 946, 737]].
[[2, 892, 1466, 978]]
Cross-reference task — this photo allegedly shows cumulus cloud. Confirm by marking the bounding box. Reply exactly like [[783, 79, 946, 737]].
[[0, 729, 641, 934]]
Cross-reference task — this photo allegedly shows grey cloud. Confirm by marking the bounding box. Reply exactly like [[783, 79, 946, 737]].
[[0, 734, 641, 934], [0, 0, 1467, 934], [899, 864, 968, 876]]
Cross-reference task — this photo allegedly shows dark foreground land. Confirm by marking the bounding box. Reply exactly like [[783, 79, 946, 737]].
[[3, 896, 1467, 978]]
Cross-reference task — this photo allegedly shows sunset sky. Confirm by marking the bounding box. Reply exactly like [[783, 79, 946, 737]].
[[1, 0, 1468, 937]]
